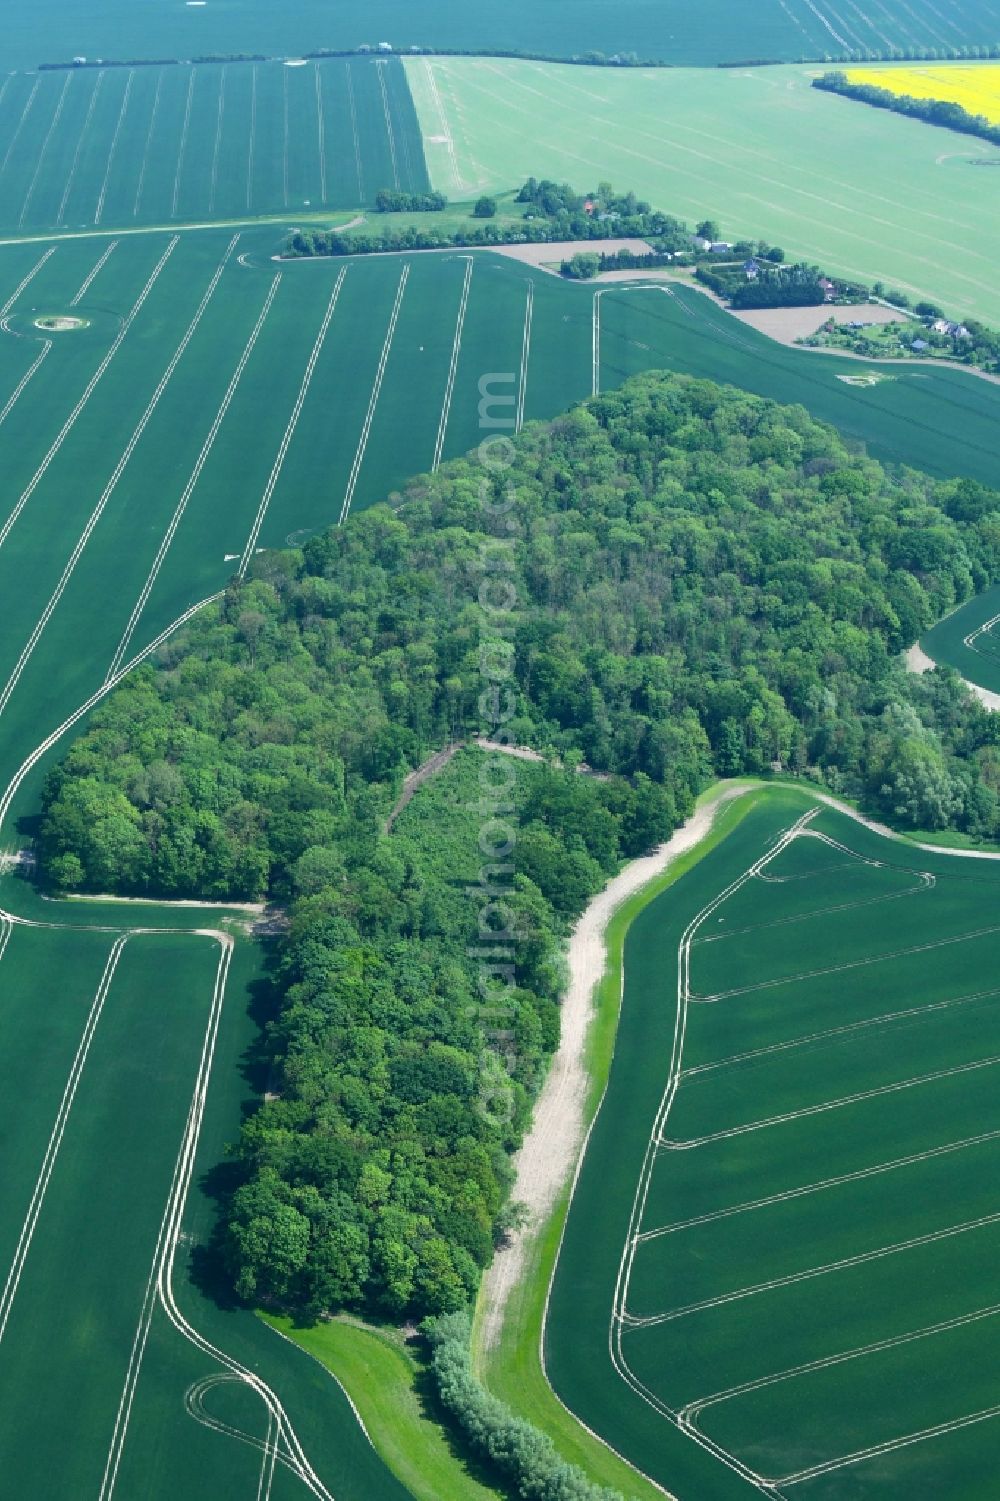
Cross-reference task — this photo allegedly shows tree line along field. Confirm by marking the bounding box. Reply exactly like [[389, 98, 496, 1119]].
[[0, 56, 426, 232], [6, 228, 1000, 1494], [547, 786, 1000, 1500], [4, 0, 1000, 71], [406, 56, 1000, 326]]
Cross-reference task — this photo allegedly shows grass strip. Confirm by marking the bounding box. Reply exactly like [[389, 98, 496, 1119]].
[[262, 1313, 503, 1501], [471, 780, 765, 1499]]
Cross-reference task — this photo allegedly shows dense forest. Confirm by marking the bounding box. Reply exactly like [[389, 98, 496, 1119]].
[[38, 372, 1000, 1316]]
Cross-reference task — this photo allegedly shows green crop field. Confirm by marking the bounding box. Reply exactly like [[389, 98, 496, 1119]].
[[3, 230, 1000, 816], [4, 0, 1000, 72], [922, 582, 1000, 694], [5, 219, 1000, 1494], [547, 786, 1000, 1500], [407, 56, 1000, 325], [0, 56, 425, 231]]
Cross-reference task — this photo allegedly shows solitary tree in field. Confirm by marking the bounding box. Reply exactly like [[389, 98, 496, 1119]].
[[473, 196, 497, 219], [566, 252, 600, 279]]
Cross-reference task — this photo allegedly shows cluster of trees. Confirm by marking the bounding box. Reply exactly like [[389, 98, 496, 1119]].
[[561, 248, 675, 278], [41, 57, 181, 70], [700, 260, 828, 309], [313, 46, 669, 67], [39, 373, 1000, 1317], [811, 45, 1000, 65], [373, 189, 448, 213], [814, 70, 1000, 148], [288, 223, 518, 257], [42, 52, 267, 69], [291, 176, 695, 260], [516, 177, 651, 219], [425, 1312, 622, 1501]]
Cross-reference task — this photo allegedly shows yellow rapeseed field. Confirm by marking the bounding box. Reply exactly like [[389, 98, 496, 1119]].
[[845, 65, 1000, 124]]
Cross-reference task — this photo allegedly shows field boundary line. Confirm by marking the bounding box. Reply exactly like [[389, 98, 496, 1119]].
[[420, 59, 463, 192], [432, 255, 473, 471], [684, 979, 1000, 1080], [98, 932, 232, 1500], [282, 67, 290, 209], [314, 64, 327, 203], [627, 1206, 1000, 1329], [70, 239, 118, 306], [19, 72, 72, 229], [208, 68, 226, 215], [134, 70, 163, 218], [0, 79, 39, 176], [376, 61, 400, 191], [0, 934, 128, 1345], [0, 244, 56, 317], [339, 262, 409, 525], [682, 1298, 1000, 1431], [239, 266, 346, 575], [246, 65, 257, 210], [640, 1125, 1000, 1241], [389, 67, 414, 190], [692, 918, 1000, 1003], [0, 334, 50, 430], [57, 71, 104, 227], [107, 271, 282, 679], [171, 68, 196, 218], [606, 809, 818, 1496], [516, 280, 533, 432], [695, 829, 932, 946], [94, 70, 133, 226], [346, 65, 364, 202], [663, 1048, 1000, 1150], [0, 235, 178, 557], [777, 1399, 1000, 1488], [0, 236, 234, 723]]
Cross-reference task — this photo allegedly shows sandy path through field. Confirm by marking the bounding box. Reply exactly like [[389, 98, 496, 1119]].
[[477, 781, 748, 1350]]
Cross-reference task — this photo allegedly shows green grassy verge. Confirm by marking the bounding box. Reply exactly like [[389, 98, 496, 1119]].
[[471, 781, 764, 1500], [349, 192, 531, 238], [264, 1314, 502, 1501]]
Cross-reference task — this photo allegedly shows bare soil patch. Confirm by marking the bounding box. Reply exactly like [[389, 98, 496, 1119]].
[[490, 237, 654, 271], [731, 302, 909, 344]]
